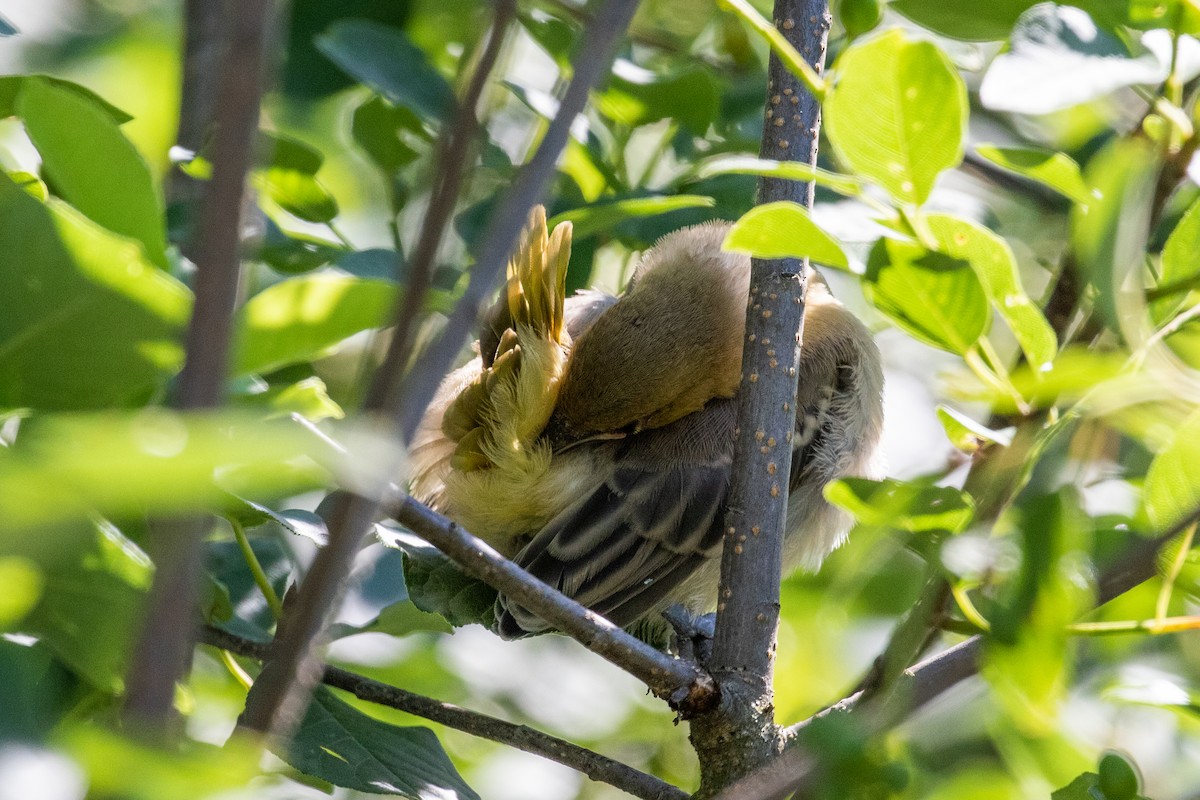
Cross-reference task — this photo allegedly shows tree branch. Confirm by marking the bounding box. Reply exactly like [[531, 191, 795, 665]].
[[710, 511, 1200, 800], [690, 0, 830, 791], [201, 627, 688, 800], [123, 0, 273, 728], [387, 491, 718, 715], [239, 0, 640, 742]]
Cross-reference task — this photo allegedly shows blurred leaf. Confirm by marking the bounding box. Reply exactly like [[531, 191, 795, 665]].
[[954, 347, 1129, 413], [286, 686, 481, 799], [0, 639, 82, 741], [0, 412, 327, 528], [519, 8, 577, 67], [18, 521, 149, 691], [839, 0, 883, 38], [332, 598, 453, 639], [1052, 772, 1102, 800], [237, 377, 345, 422], [864, 236, 988, 354], [979, 5, 1200, 114], [258, 220, 347, 274], [937, 404, 1014, 452], [0, 14, 16, 35], [724, 201, 849, 269], [0, 556, 43, 630], [549, 194, 715, 239], [335, 248, 407, 281], [596, 61, 721, 131], [1098, 752, 1143, 800], [560, 139, 611, 202], [317, 20, 455, 122], [7, 169, 47, 200], [890, 0, 1032, 40], [825, 477, 975, 535], [983, 491, 1091, 735], [352, 96, 424, 175], [1071, 138, 1158, 329], [0, 175, 190, 410], [379, 528, 497, 628], [17, 78, 168, 268], [64, 725, 261, 800], [974, 144, 1091, 205], [256, 133, 339, 224], [281, 0, 413, 99], [233, 274, 399, 376], [825, 30, 966, 205], [208, 536, 291, 642], [1143, 407, 1200, 530], [695, 155, 864, 196], [0, 74, 131, 123], [927, 213, 1057, 370], [1157, 196, 1200, 314]]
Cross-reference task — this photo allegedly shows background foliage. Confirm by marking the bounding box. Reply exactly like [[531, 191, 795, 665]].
[[1, 0, 1199, 798]]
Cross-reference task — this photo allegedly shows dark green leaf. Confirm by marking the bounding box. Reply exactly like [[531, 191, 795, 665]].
[[825, 30, 966, 206], [0, 13, 18, 36], [335, 248, 406, 281], [864, 236, 988, 354], [208, 537, 291, 642], [286, 686, 480, 799], [233, 274, 399, 375], [595, 62, 721, 132], [0, 175, 190, 410], [548, 195, 716, 239], [258, 220, 347, 274], [18, 78, 168, 268], [352, 96, 424, 175], [378, 528, 497, 629], [316, 20, 455, 122]]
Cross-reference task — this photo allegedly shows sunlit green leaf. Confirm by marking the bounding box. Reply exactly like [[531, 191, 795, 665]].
[[286, 686, 481, 799], [0, 74, 132, 123], [974, 144, 1091, 205], [233, 274, 399, 376], [864, 236, 988, 354], [825, 30, 966, 205], [937, 405, 1014, 452], [0, 176, 190, 411], [0, 556, 42, 630], [1143, 408, 1200, 531], [825, 477, 975, 535], [17, 78, 168, 268], [549, 195, 716, 239], [695, 155, 863, 196], [724, 201, 849, 269], [7, 169, 47, 200], [926, 213, 1057, 369], [0, 411, 328, 528], [1157, 197, 1200, 313], [236, 377, 345, 422], [316, 20, 455, 122]]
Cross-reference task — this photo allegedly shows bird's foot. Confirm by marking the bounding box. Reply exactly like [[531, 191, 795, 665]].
[[663, 606, 716, 666]]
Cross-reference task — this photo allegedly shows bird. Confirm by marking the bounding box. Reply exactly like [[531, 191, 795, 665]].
[[408, 206, 885, 643]]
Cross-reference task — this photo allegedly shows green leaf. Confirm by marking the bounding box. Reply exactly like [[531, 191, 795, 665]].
[[65, 725, 261, 800], [18, 521, 149, 691], [926, 213, 1057, 369], [1051, 773, 1102, 800], [208, 536, 291, 642], [1157, 196, 1200, 311], [0, 74, 132, 123], [724, 201, 849, 269], [548, 195, 716, 239], [316, 20, 455, 122], [236, 377, 345, 422], [286, 686, 481, 799], [974, 144, 1091, 205], [595, 62, 721, 131], [7, 169, 47, 200], [890, 0, 1033, 40], [825, 30, 966, 206], [936, 405, 1014, 452], [864, 236, 988, 354], [1098, 752, 1143, 800], [979, 5, 1191, 114], [0, 13, 18, 36], [0, 412, 327, 528], [695, 155, 863, 196], [332, 599, 453, 639], [0, 556, 43, 630], [0, 175, 190, 410], [258, 220, 347, 274], [519, 9, 577, 68], [17, 78, 168, 268], [256, 133, 339, 224], [824, 477, 975, 535], [233, 274, 399, 376], [1071, 138, 1158, 329], [1143, 408, 1200, 531], [352, 96, 424, 175], [379, 529, 498, 629]]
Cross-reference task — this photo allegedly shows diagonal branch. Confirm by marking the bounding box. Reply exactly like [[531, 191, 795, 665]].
[[202, 626, 688, 800]]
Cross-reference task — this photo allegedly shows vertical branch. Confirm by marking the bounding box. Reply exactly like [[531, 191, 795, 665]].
[[239, 0, 640, 742], [692, 0, 830, 788], [123, 0, 274, 726], [167, 0, 225, 212]]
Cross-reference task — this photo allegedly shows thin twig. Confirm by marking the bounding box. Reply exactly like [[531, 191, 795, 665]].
[[167, 0, 224, 216], [202, 627, 688, 800], [386, 491, 718, 715], [239, 0, 641, 742], [123, 0, 274, 728]]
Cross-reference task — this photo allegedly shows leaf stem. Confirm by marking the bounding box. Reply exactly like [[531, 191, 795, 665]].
[[230, 517, 284, 621]]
